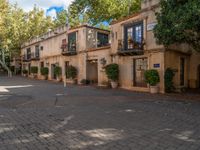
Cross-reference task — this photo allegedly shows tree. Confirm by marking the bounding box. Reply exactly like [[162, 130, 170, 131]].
[[54, 10, 68, 28], [154, 0, 200, 52], [69, 0, 141, 26], [0, 2, 54, 75]]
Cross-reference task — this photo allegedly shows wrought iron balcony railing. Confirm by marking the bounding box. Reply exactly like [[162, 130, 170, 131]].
[[31, 52, 40, 60], [61, 43, 77, 56], [117, 39, 145, 56]]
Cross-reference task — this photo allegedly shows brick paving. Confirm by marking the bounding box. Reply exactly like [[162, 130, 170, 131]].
[[0, 76, 200, 150]]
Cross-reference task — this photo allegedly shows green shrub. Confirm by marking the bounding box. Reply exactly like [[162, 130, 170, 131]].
[[164, 68, 175, 93], [66, 65, 77, 79], [54, 66, 62, 76], [144, 69, 160, 86], [80, 79, 90, 85], [22, 69, 28, 74], [40, 67, 49, 76], [30, 66, 38, 74], [105, 63, 119, 81]]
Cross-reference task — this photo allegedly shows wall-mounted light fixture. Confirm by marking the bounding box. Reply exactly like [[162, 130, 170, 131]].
[[100, 58, 107, 66]]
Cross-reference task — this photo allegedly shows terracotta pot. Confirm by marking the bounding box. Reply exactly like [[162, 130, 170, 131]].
[[150, 86, 159, 94], [41, 75, 48, 80], [111, 81, 118, 89], [56, 76, 62, 82], [66, 79, 77, 84]]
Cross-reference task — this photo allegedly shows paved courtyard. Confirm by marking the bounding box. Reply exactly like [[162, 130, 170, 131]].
[[0, 76, 200, 150]]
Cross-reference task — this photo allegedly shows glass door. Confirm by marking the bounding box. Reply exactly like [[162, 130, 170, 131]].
[[133, 58, 148, 87]]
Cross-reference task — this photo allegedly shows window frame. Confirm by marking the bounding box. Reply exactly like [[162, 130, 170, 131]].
[[97, 32, 109, 48], [124, 21, 144, 50]]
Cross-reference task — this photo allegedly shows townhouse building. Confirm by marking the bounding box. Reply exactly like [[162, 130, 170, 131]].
[[110, 0, 200, 93], [21, 0, 200, 93], [21, 25, 110, 85]]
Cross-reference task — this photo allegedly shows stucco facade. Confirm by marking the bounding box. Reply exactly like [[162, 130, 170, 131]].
[[21, 0, 200, 93], [110, 0, 200, 93], [21, 25, 111, 85]]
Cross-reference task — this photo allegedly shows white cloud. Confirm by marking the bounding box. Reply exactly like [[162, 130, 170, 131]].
[[9, 0, 74, 12], [46, 9, 57, 19]]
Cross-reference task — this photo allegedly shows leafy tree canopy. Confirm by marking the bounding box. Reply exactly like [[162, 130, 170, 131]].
[[69, 0, 141, 26], [0, 1, 54, 59], [154, 0, 200, 52]]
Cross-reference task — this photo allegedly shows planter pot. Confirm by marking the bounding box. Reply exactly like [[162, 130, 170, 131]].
[[150, 86, 159, 94], [56, 76, 62, 82], [66, 79, 77, 84], [41, 75, 48, 80], [23, 74, 28, 77], [111, 81, 118, 89]]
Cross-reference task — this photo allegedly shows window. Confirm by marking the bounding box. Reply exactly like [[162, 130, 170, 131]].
[[35, 45, 40, 58], [97, 32, 109, 47], [26, 48, 31, 60], [68, 32, 77, 51], [124, 22, 143, 50]]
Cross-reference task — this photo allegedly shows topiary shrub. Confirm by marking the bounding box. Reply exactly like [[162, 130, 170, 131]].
[[105, 63, 119, 81], [164, 68, 175, 93], [30, 66, 38, 74], [66, 65, 77, 79], [40, 67, 49, 76], [144, 69, 160, 86], [54, 66, 62, 76]]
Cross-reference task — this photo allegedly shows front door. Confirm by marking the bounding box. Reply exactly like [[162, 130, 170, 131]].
[[198, 65, 200, 88], [51, 64, 56, 79], [133, 58, 148, 87], [28, 63, 31, 75], [180, 58, 185, 86], [86, 60, 98, 84]]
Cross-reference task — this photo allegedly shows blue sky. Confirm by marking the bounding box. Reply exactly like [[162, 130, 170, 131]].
[[9, 0, 73, 18]]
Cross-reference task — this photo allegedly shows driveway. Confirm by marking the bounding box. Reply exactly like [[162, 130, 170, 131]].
[[0, 76, 200, 150]]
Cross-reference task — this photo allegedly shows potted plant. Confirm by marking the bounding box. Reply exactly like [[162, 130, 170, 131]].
[[22, 69, 28, 77], [30, 66, 38, 78], [144, 69, 160, 94], [54, 66, 62, 81], [105, 63, 119, 88], [80, 79, 90, 85], [40, 67, 49, 80], [66, 65, 77, 84]]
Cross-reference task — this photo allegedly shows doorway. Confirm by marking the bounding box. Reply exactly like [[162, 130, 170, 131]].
[[51, 64, 56, 79], [180, 58, 185, 86], [86, 60, 98, 84], [133, 58, 148, 87], [198, 65, 200, 88], [28, 63, 31, 75]]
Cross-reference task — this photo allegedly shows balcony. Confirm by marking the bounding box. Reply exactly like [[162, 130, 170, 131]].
[[117, 39, 144, 56], [22, 54, 31, 62], [31, 52, 40, 61], [61, 43, 77, 56]]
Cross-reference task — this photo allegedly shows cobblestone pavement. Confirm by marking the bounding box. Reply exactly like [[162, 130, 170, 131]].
[[0, 76, 200, 150]]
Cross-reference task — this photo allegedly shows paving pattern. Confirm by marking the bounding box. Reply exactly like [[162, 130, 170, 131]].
[[0, 76, 200, 150]]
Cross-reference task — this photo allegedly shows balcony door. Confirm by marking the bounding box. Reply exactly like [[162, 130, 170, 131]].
[[133, 58, 148, 87], [124, 22, 143, 50], [68, 32, 77, 52]]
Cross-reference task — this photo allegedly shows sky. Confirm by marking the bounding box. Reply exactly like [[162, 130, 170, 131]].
[[9, 0, 74, 18]]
